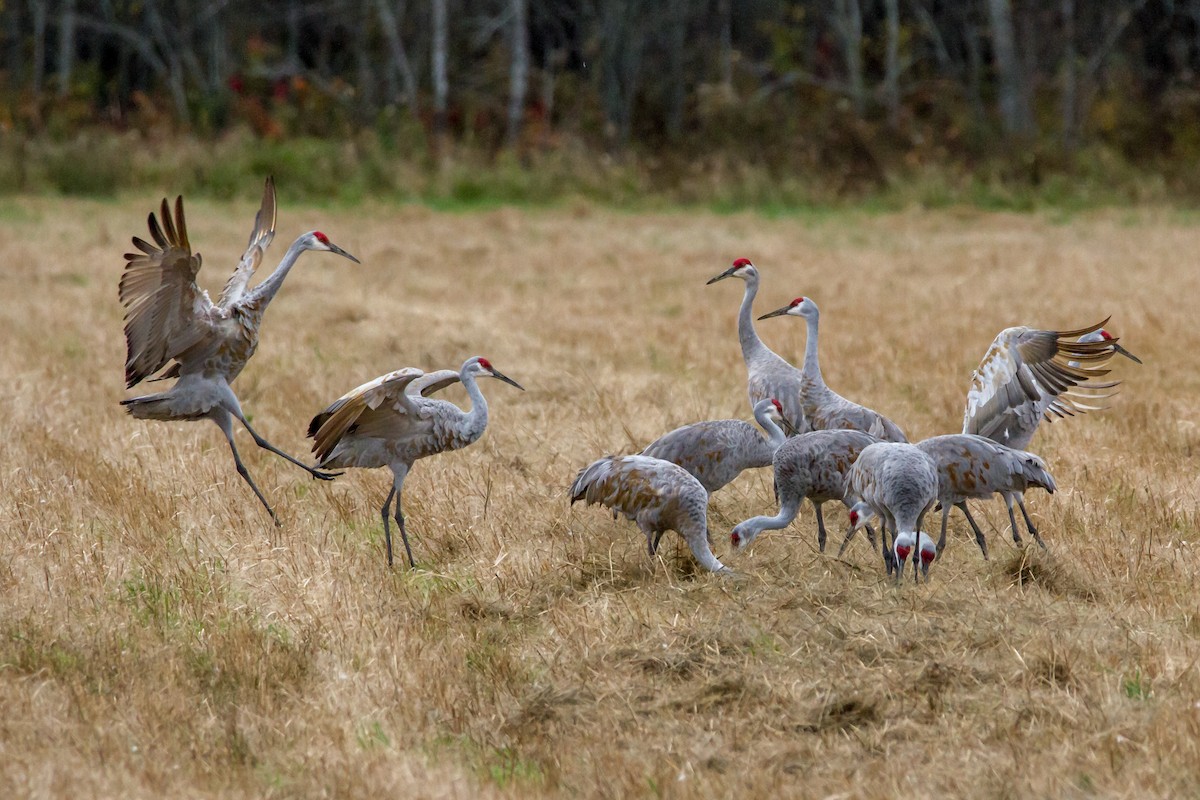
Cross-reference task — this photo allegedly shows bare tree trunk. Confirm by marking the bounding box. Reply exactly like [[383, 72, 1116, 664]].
[[833, 0, 865, 115], [57, 0, 76, 97], [718, 0, 732, 92], [375, 0, 419, 115], [432, 0, 448, 158], [665, 0, 689, 139], [143, 0, 189, 122], [964, 20, 986, 128], [506, 0, 528, 147], [1061, 0, 1076, 153], [883, 0, 900, 125], [30, 0, 47, 102], [987, 0, 1033, 136]]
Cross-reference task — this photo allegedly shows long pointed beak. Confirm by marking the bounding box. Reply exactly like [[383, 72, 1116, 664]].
[[329, 243, 361, 263], [706, 266, 737, 285], [490, 369, 524, 391], [779, 415, 799, 436], [757, 304, 792, 320], [1113, 343, 1142, 364]]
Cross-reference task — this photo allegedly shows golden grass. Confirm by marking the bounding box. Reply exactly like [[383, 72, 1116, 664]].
[[0, 195, 1197, 797]]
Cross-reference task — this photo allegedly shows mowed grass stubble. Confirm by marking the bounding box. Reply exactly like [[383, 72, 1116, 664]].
[[0, 195, 1196, 798]]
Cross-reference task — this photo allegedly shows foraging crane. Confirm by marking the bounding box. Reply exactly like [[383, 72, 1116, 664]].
[[308, 357, 524, 568], [640, 398, 794, 494], [569, 455, 730, 573], [841, 442, 938, 581], [915, 433, 1056, 555], [730, 429, 879, 553], [706, 258, 807, 433], [759, 297, 907, 442], [892, 530, 937, 582], [962, 318, 1137, 450], [119, 178, 359, 524]]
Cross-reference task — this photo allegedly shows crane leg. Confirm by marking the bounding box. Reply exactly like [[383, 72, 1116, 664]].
[[380, 486, 396, 567], [864, 524, 878, 552], [958, 503, 990, 560], [936, 505, 951, 553], [212, 409, 279, 527], [222, 393, 341, 481], [836, 524, 857, 557], [648, 530, 666, 556], [1017, 496, 1047, 549], [814, 503, 827, 552], [391, 467, 416, 569], [1004, 495, 1023, 545]]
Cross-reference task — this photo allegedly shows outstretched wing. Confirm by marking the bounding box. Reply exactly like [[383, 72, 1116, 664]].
[[218, 176, 278, 308], [119, 196, 214, 388], [308, 368, 424, 462], [405, 369, 462, 397], [962, 320, 1119, 448]]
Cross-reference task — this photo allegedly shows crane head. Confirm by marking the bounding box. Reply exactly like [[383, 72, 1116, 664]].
[[893, 531, 936, 582], [730, 520, 760, 551], [305, 231, 360, 263], [1077, 327, 1142, 363], [847, 501, 873, 531], [466, 357, 525, 391], [706, 257, 756, 285], [758, 296, 815, 321]]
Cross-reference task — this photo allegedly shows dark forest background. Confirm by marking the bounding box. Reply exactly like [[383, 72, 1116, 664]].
[[2, 0, 1199, 208]]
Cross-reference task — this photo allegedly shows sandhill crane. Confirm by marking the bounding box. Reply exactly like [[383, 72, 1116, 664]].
[[915, 433, 1056, 555], [308, 357, 523, 567], [841, 442, 938, 581], [730, 429, 879, 553], [892, 530, 937, 581], [1070, 328, 1142, 368], [569, 455, 730, 574], [962, 318, 1136, 450], [706, 258, 807, 433], [119, 178, 359, 524], [640, 398, 794, 494], [759, 297, 908, 442]]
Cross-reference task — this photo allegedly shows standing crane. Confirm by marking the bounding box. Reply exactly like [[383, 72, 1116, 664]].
[[915, 433, 1057, 555], [841, 442, 938, 581], [569, 455, 730, 574], [758, 297, 908, 442], [308, 357, 523, 568], [640, 398, 794, 494], [706, 258, 807, 433], [730, 429, 879, 553], [119, 178, 359, 524], [962, 318, 1138, 450]]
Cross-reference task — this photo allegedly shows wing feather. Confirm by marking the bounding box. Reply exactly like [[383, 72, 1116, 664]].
[[218, 176, 278, 308], [119, 196, 214, 388], [308, 368, 424, 462]]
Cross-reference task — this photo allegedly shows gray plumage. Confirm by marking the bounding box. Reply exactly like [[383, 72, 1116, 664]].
[[841, 442, 938, 580], [706, 259, 808, 434], [962, 319, 1129, 451], [118, 178, 359, 524], [569, 455, 730, 574], [731, 429, 879, 553], [758, 296, 907, 442], [640, 398, 789, 494], [308, 356, 524, 567], [915, 433, 1057, 556]]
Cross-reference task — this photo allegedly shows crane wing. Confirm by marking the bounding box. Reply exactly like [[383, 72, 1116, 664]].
[[218, 176, 278, 309], [307, 368, 424, 462], [962, 320, 1120, 447], [119, 196, 215, 388], [405, 369, 462, 397]]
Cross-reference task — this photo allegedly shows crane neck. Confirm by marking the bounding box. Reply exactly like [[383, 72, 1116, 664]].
[[736, 276, 768, 362], [245, 236, 308, 310], [458, 367, 490, 433], [742, 496, 802, 540], [801, 312, 823, 384], [753, 406, 789, 449]]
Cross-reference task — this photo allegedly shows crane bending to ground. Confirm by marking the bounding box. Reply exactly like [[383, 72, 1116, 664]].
[[962, 318, 1139, 450], [730, 429, 880, 553], [759, 296, 907, 442], [569, 455, 731, 574], [119, 178, 359, 524], [640, 398, 794, 494], [841, 442, 938, 581], [915, 434, 1057, 554], [706, 258, 808, 434], [308, 357, 523, 568]]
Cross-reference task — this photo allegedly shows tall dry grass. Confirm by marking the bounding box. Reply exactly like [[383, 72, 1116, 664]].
[[0, 195, 1196, 797]]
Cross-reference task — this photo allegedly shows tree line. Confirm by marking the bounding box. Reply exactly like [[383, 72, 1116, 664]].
[[2, 1, 1197, 186]]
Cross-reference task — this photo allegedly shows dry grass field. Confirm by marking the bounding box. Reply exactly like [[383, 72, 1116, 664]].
[[0, 194, 1197, 798]]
